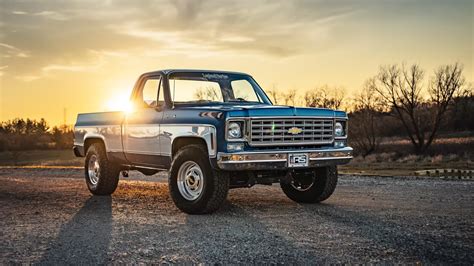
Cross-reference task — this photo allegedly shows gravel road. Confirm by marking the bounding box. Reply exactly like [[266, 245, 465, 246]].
[[0, 168, 473, 264]]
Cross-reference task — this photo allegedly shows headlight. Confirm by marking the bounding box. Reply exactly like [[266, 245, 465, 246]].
[[334, 122, 344, 137], [228, 122, 242, 139]]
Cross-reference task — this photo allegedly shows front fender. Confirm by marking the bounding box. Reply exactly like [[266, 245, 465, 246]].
[[161, 124, 217, 157]]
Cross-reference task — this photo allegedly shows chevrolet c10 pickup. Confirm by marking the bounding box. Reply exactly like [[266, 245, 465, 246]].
[[73, 69, 353, 214]]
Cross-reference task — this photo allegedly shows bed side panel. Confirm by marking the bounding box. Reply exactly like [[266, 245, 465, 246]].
[[74, 112, 125, 153]]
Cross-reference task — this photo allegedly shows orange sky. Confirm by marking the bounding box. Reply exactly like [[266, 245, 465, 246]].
[[0, 0, 472, 126]]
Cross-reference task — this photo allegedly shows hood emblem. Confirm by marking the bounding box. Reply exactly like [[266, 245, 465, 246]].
[[288, 127, 302, 135]]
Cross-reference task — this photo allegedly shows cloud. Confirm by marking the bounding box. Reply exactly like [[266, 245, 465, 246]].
[[219, 36, 255, 43], [15, 62, 103, 82], [0, 42, 30, 58], [12, 11, 28, 15], [42, 61, 103, 73], [34, 11, 69, 21], [15, 75, 41, 82], [0, 43, 18, 50], [114, 0, 356, 58], [16, 52, 29, 58], [0, 0, 362, 79]]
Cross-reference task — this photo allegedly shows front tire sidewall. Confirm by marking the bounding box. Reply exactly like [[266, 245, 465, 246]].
[[169, 145, 228, 214]]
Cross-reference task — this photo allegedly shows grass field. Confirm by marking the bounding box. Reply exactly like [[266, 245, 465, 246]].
[[0, 148, 472, 176], [0, 150, 82, 167], [340, 154, 473, 176]]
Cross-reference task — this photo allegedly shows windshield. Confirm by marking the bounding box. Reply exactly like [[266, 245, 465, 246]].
[[168, 72, 271, 105]]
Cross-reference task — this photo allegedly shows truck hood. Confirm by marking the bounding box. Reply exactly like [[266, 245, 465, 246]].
[[183, 104, 347, 118]]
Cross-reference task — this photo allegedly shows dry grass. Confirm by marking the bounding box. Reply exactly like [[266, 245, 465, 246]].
[[375, 134, 474, 156], [0, 150, 82, 166], [343, 133, 474, 176], [341, 153, 473, 176]]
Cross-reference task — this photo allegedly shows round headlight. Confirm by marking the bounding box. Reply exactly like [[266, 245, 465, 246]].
[[334, 122, 344, 137], [228, 122, 242, 139]]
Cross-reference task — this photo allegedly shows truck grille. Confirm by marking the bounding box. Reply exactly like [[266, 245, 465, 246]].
[[249, 118, 334, 146]]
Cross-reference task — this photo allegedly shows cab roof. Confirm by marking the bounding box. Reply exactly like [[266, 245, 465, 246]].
[[141, 69, 251, 77]]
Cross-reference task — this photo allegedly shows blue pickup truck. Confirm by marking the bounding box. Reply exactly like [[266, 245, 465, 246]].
[[73, 69, 352, 214]]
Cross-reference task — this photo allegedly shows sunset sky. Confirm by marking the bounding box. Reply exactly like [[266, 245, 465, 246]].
[[0, 0, 472, 126]]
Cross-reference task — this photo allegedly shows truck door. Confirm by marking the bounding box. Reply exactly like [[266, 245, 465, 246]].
[[123, 75, 166, 168]]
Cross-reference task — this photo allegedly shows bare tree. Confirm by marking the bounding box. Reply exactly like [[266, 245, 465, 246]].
[[374, 63, 465, 154], [304, 85, 345, 109], [425, 63, 466, 148], [350, 78, 383, 157], [194, 86, 221, 101], [282, 89, 297, 106], [267, 84, 280, 104]]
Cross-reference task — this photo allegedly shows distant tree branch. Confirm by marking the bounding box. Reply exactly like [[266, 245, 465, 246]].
[[373, 63, 465, 154]]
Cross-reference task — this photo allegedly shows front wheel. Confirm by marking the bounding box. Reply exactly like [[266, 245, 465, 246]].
[[168, 145, 229, 214], [280, 166, 338, 203]]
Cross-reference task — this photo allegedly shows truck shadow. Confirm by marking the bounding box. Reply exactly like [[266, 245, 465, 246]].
[[37, 196, 112, 265], [178, 201, 333, 264]]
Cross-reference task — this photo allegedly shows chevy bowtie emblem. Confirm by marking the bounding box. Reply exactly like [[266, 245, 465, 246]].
[[288, 127, 302, 135]]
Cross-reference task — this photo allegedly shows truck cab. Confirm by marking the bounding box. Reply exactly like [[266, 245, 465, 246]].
[[74, 69, 353, 214]]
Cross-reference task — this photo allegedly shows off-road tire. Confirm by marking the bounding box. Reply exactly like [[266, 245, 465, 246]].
[[169, 144, 229, 214], [280, 166, 338, 203], [84, 143, 120, 195]]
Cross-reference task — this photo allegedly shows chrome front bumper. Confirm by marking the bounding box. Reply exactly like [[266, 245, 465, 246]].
[[216, 147, 353, 171]]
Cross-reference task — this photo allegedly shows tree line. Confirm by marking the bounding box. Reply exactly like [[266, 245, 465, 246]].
[[0, 118, 73, 152]]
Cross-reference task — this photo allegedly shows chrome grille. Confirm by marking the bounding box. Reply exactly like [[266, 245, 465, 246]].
[[249, 118, 334, 146]]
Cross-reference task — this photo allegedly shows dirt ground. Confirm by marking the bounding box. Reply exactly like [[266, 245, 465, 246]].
[[0, 168, 473, 264]]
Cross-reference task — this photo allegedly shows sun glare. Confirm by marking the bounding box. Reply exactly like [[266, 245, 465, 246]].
[[105, 92, 134, 113]]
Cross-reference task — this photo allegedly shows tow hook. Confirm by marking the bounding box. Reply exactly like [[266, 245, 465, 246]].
[[121, 170, 129, 178]]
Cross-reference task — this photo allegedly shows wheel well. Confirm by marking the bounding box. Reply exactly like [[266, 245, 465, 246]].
[[84, 138, 105, 154], [172, 137, 208, 158]]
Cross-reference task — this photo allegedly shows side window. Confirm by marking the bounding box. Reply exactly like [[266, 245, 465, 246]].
[[231, 79, 260, 102], [141, 77, 161, 107]]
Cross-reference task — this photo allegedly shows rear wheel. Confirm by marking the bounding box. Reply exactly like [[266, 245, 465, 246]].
[[169, 144, 229, 214], [85, 143, 120, 195], [280, 166, 338, 203]]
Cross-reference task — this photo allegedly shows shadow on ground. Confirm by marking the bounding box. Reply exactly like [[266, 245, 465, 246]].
[[38, 196, 112, 264]]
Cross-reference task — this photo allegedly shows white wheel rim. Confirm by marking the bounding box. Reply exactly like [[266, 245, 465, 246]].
[[177, 161, 204, 201], [88, 155, 100, 185]]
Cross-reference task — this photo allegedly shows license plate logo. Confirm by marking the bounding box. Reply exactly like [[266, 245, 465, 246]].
[[288, 153, 309, 167]]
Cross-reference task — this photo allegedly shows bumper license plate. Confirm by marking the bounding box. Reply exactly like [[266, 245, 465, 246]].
[[288, 153, 309, 167]]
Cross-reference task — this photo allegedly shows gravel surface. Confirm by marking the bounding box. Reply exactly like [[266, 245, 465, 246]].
[[0, 168, 473, 264]]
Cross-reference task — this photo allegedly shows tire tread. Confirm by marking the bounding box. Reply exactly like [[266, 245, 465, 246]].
[[168, 144, 229, 214], [85, 143, 120, 195]]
